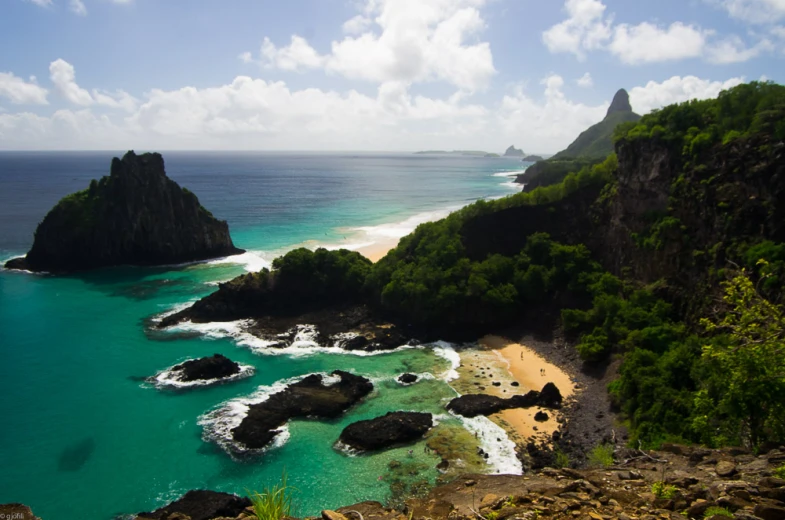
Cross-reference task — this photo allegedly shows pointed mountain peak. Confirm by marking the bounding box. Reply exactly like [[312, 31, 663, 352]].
[[606, 89, 632, 118]]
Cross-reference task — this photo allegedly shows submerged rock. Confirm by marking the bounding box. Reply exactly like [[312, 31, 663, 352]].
[[231, 371, 373, 451], [136, 490, 251, 520], [171, 354, 242, 382], [446, 383, 563, 417], [5, 151, 243, 273], [339, 411, 433, 451]]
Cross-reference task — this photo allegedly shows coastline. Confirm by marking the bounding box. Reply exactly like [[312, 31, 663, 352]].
[[451, 335, 578, 449]]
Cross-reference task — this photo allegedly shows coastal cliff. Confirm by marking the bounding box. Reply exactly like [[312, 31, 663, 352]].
[[5, 151, 243, 272]]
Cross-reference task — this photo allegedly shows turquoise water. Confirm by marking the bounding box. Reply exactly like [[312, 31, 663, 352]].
[[0, 152, 527, 519]]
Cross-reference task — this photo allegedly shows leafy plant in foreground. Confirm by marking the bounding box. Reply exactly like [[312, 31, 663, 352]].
[[248, 471, 296, 520]]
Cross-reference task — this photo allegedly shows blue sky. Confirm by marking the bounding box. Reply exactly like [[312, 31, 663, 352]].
[[1, 0, 783, 151]]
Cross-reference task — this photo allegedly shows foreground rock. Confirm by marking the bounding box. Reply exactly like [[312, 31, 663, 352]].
[[232, 371, 373, 451], [136, 490, 251, 520], [136, 444, 785, 520], [446, 382, 563, 417], [339, 412, 433, 451], [0, 504, 40, 520], [5, 151, 243, 273]]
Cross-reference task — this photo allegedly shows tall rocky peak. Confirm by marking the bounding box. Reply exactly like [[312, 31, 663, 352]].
[[5, 151, 244, 273], [606, 89, 633, 118]]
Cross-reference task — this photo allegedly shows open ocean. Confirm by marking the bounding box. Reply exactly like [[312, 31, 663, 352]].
[[0, 151, 529, 519]]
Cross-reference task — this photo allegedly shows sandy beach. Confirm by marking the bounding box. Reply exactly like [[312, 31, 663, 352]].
[[453, 335, 578, 447], [356, 238, 399, 262]]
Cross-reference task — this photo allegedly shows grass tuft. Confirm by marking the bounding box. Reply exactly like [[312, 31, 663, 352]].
[[587, 444, 614, 468], [248, 471, 297, 520]]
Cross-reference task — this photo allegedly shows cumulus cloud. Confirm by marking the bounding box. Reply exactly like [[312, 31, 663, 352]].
[[69, 0, 87, 16], [0, 72, 48, 105], [709, 0, 785, 24], [629, 75, 745, 114], [545, 0, 767, 64], [49, 59, 137, 111], [246, 0, 496, 91], [542, 0, 612, 59], [577, 72, 593, 87]]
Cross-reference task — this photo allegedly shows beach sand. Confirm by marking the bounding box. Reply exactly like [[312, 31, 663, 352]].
[[453, 335, 578, 446], [356, 238, 399, 262]]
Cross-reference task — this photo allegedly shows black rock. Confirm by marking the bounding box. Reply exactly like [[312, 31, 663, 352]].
[[5, 151, 243, 273], [339, 411, 433, 451], [136, 490, 251, 520], [171, 354, 241, 382], [534, 411, 549, 422], [232, 371, 373, 450], [398, 373, 418, 384], [447, 383, 562, 418]]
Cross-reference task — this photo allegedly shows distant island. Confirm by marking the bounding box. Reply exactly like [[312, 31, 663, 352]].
[[522, 155, 544, 162], [504, 145, 524, 157], [414, 150, 491, 156]]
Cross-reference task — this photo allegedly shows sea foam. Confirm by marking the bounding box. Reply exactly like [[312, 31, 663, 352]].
[[149, 361, 255, 389], [455, 414, 523, 475]]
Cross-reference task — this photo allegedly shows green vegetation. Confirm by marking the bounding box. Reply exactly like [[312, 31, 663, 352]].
[[703, 506, 734, 518], [56, 187, 99, 230], [552, 447, 570, 469], [248, 472, 296, 520], [774, 465, 785, 479], [553, 109, 640, 161], [651, 481, 678, 499], [615, 81, 785, 155], [586, 444, 615, 467]]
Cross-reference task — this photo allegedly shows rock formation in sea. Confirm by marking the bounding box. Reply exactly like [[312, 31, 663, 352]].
[[397, 373, 419, 384], [231, 371, 373, 451], [339, 411, 433, 451], [504, 146, 525, 157], [446, 382, 563, 417], [135, 490, 251, 520], [522, 155, 544, 162], [148, 353, 254, 389], [4, 151, 243, 272]]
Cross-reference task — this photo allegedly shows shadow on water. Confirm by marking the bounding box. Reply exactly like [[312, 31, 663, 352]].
[[57, 437, 96, 472]]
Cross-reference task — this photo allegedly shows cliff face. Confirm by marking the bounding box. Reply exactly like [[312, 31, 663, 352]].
[[6, 151, 243, 272]]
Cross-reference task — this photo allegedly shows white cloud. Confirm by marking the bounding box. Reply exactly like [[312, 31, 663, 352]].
[[261, 36, 325, 71], [49, 59, 138, 111], [542, 0, 612, 59], [25, 0, 53, 7], [577, 72, 593, 87], [710, 0, 785, 24], [248, 0, 496, 92], [0, 72, 48, 105], [629, 75, 745, 114], [69, 0, 87, 16], [609, 22, 709, 64], [50, 59, 93, 105], [706, 35, 774, 62], [545, 0, 768, 64]]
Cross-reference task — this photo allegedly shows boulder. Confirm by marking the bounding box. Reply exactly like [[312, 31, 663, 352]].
[[171, 354, 242, 382], [6, 151, 243, 273], [339, 412, 433, 451], [534, 411, 550, 422], [716, 460, 738, 478], [755, 503, 785, 520], [397, 373, 418, 385], [446, 383, 562, 418], [136, 490, 251, 520], [232, 371, 373, 450]]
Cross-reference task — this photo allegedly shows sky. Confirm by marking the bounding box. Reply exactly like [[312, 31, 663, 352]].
[[0, 0, 783, 152]]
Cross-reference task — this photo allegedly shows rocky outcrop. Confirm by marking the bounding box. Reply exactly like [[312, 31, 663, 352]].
[[446, 383, 563, 418], [5, 151, 243, 273], [231, 371, 373, 451], [171, 354, 242, 382], [522, 155, 544, 162], [606, 88, 633, 117], [339, 411, 433, 451], [504, 146, 524, 157], [136, 490, 251, 520], [133, 445, 785, 520]]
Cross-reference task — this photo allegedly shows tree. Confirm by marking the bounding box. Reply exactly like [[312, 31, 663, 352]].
[[693, 266, 785, 447]]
